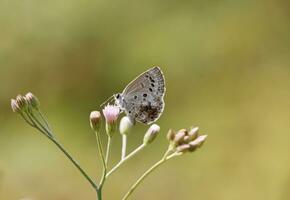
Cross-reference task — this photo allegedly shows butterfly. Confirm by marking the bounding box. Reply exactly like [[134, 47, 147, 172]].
[[114, 66, 166, 124]]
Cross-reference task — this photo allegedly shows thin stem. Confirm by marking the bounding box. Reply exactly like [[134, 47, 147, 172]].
[[38, 109, 53, 131], [121, 134, 127, 160], [106, 144, 146, 178], [23, 110, 99, 192], [24, 111, 48, 136], [28, 109, 54, 137], [95, 130, 107, 189], [122, 149, 176, 200], [20, 112, 35, 127], [105, 137, 111, 165], [49, 137, 99, 191]]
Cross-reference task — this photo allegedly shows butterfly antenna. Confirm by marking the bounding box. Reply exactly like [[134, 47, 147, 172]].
[[100, 95, 115, 108]]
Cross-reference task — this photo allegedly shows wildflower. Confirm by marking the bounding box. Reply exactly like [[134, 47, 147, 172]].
[[119, 116, 134, 135], [143, 124, 160, 145], [25, 92, 40, 109], [102, 104, 120, 137], [90, 111, 102, 132]]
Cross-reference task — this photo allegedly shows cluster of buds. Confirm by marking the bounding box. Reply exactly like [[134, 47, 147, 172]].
[[167, 127, 207, 153], [11, 92, 40, 113]]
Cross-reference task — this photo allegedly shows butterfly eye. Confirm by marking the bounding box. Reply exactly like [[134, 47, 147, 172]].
[[116, 94, 120, 99]]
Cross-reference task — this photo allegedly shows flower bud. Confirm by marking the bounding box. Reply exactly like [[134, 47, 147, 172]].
[[143, 124, 160, 145], [187, 127, 199, 142], [11, 99, 21, 113], [166, 129, 176, 141], [90, 111, 102, 132], [102, 105, 120, 137], [173, 129, 187, 145], [189, 135, 207, 152], [15, 95, 28, 111], [25, 92, 40, 109], [119, 116, 133, 135]]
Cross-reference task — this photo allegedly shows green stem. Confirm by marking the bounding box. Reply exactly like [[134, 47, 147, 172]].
[[49, 136, 99, 191], [106, 144, 146, 178], [122, 149, 177, 200], [23, 111, 99, 193], [23, 111, 47, 136], [121, 134, 127, 160], [38, 109, 52, 130], [105, 137, 111, 165], [28, 109, 54, 137], [95, 130, 107, 189]]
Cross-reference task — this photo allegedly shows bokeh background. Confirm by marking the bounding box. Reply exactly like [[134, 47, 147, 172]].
[[1, 0, 290, 199]]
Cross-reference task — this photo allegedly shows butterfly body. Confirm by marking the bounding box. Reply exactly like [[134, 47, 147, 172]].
[[114, 66, 165, 124]]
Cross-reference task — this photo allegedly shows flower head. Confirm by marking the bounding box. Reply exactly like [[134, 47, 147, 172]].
[[102, 104, 120, 137], [102, 104, 120, 124]]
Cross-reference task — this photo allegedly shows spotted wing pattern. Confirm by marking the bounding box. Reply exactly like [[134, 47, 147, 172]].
[[121, 66, 165, 124]]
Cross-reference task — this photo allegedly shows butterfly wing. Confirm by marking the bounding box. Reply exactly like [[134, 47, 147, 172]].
[[121, 66, 165, 124]]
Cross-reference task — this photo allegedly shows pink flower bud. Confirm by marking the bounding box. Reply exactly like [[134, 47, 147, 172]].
[[102, 104, 120, 137], [102, 105, 120, 124]]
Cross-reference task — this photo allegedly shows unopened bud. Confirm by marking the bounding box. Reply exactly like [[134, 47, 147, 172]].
[[90, 111, 102, 132], [25, 92, 40, 109], [176, 144, 191, 153], [16, 95, 28, 111], [187, 127, 199, 142], [119, 116, 134, 135], [11, 99, 21, 113], [189, 135, 207, 152], [173, 129, 187, 145], [166, 129, 176, 141], [143, 124, 160, 145]]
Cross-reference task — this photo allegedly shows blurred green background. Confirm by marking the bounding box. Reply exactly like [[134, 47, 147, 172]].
[[1, 0, 290, 199]]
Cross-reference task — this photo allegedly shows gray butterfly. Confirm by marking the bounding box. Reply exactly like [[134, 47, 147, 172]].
[[114, 66, 166, 124]]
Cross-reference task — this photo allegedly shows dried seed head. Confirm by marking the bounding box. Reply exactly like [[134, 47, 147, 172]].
[[166, 129, 176, 141], [90, 111, 102, 132], [11, 99, 21, 113], [119, 116, 134, 135], [15, 95, 28, 111], [143, 124, 160, 145], [25, 92, 40, 109]]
